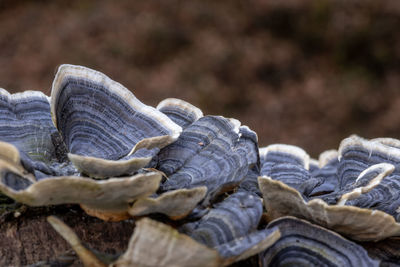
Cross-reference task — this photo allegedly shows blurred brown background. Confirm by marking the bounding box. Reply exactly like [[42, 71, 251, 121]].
[[0, 0, 399, 157]]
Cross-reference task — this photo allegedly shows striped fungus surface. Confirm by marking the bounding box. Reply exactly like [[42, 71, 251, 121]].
[[260, 217, 380, 267], [308, 150, 340, 197], [343, 169, 400, 221], [51, 64, 182, 178], [3, 64, 400, 265], [0, 89, 74, 178], [259, 144, 318, 197], [320, 136, 400, 218], [157, 116, 259, 205], [180, 190, 279, 262], [337, 135, 400, 189], [259, 163, 400, 240], [128, 117, 260, 219]]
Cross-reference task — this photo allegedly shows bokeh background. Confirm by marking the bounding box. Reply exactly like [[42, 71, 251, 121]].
[[0, 0, 399, 157]]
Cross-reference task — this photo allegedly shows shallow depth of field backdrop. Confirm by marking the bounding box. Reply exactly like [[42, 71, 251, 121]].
[[0, 0, 399, 157]]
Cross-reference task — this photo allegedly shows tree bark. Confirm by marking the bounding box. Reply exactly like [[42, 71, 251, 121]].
[[0, 205, 134, 266]]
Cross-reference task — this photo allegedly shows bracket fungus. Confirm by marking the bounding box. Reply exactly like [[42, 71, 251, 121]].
[[0, 89, 74, 178], [158, 117, 258, 196], [260, 144, 318, 197], [260, 143, 310, 171], [180, 190, 280, 264], [157, 98, 203, 129], [308, 149, 340, 196], [259, 136, 400, 241], [3, 64, 400, 266], [128, 117, 260, 219], [128, 186, 207, 220], [0, 140, 162, 221], [260, 217, 380, 266], [258, 173, 400, 241], [129, 116, 261, 220], [51, 64, 182, 178]]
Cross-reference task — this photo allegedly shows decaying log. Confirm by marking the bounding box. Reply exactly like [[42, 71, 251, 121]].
[[0, 203, 134, 266]]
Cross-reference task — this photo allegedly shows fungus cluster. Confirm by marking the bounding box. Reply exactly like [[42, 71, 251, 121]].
[[0, 65, 399, 266]]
